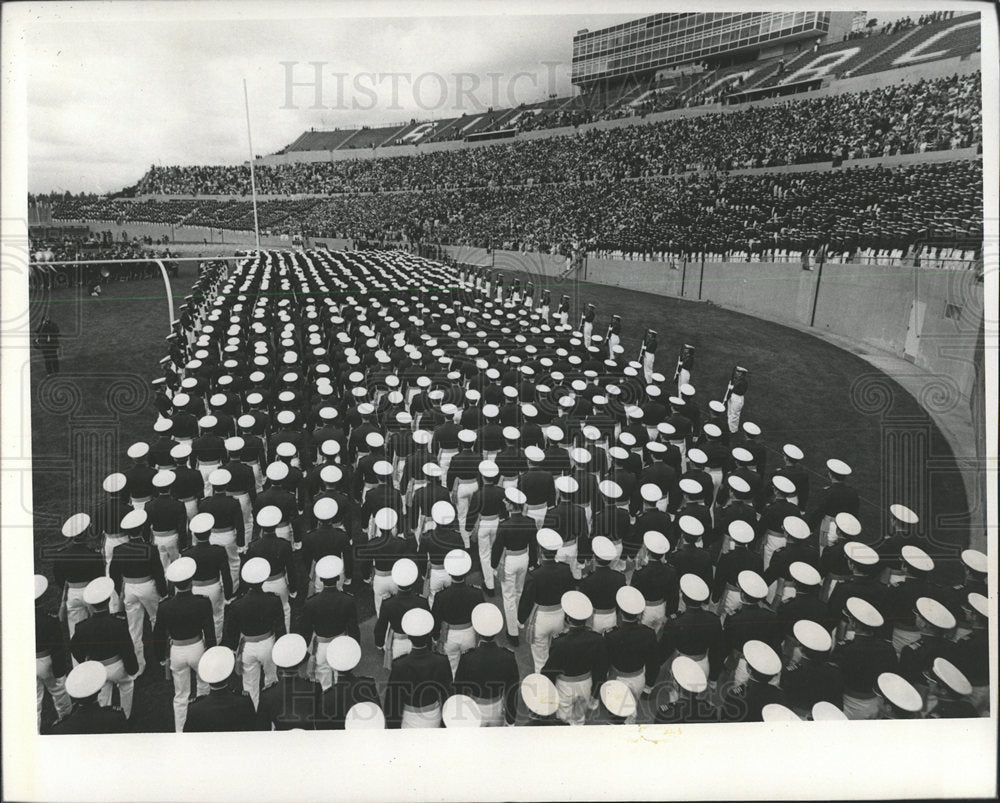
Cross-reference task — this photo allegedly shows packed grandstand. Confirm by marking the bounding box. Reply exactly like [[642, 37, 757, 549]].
[[34, 10, 982, 265]]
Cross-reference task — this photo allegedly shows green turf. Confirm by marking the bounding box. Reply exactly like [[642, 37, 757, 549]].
[[29, 255, 972, 731]]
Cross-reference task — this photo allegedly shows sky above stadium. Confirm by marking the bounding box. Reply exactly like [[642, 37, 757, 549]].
[[24, 2, 642, 194]]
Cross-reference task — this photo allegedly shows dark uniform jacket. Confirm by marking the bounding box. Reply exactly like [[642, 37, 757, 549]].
[[454, 641, 521, 724], [383, 647, 454, 728], [152, 591, 216, 663], [517, 561, 575, 626], [542, 626, 609, 693], [317, 674, 381, 730], [631, 560, 680, 616], [605, 620, 661, 687], [51, 699, 129, 734], [221, 587, 286, 647], [257, 674, 324, 730], [184, 688, 259, 732], [782, 656, 845, 712], [70, 611, 139, 675], [296, 587, 360, 643]]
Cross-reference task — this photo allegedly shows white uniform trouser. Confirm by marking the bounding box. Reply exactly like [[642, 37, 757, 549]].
[[842, 692, 880, 720], [474, 696, 505, 727], [99, 657, 135, 718], [170, 640, 208, 732], [555, 675, 593, 726], [36, 655, 72, 728], [613, 667, 646, 702], [401, 704, 442, 729], [762, 532, 786, 572], [726, 393, 744, 435], [372, 573, 397, 618], [476, 515, 500, 590], [525, 503, 547, 530], [643, 352, 655, 384], [438, 449, 458, 478], [442, 625, 477, 676], [103, 534, 128, 575], [192, 580, 224, 642], [123, 579, 159, 672], [891, 625, 921, 658], [197, 461, 221, 496], [180, 498, 199, 523], [130, 496, 151, 512], [65, 585, 90, 639], [582, 321, 593, 346], [555, 541, 581, 580], [454, 479, 478, 545], [311, 636, 335, 690], [210, 528, 240, 588], [263, 576, 291, 633], [677, 368, 691, 395], [707, 468, 723, 506], [819, 515, 838, 554], [591, 610, 617, 635], [153, 531, 180, 573], [641, 602, 667, 636], [428, 567, 451, 606], [607, 333, 620, 360], [531, 607, 566, 673], [500, 552, 529, 637], [241, 636, 277, 710]]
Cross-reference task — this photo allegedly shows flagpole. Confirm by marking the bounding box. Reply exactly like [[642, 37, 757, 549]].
[[243, 78, 261, 252]]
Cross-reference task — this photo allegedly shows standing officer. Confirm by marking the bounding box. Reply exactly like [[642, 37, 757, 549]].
[[454, 603, 521, 726], [198, 469, 245, 586], [782, 620, 844, 716], [631, 531, 678, 635], [47, 513, 104, 638], [70, 577, 138, 719], [153, 556, 216, 732], [51, 662, 128, 735], [222, 557, 286, 709], [719, 640, 787, 722], [245, 505, 298, 632], [184, 646, 258, 732], [384, 608, 454, 728], [605, 585, 661, 702], [301, 497, 354, 594], [146, 470, 187, 571], [181, 512, 232, 642], [518, 529, 575, 671], [806, 459, 858, 552], [296, 555, 360, 690], [542, 591, 609, 725], [659, 574, 724, 687], [318, 636, 381, 730], [654, 655, 719, 723], [374, 558, 431, 664], [432, 550, 484, 675], [468, 460, 506, 596], [257, 634, 323, 730], [492, 487, 537, 645], [833, 597, 897, 720], [34, 575, 72, 731], [579, 536, 626, 634]]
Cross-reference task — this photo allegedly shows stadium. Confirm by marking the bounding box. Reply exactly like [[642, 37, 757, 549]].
[[15, 3, 993, 772]]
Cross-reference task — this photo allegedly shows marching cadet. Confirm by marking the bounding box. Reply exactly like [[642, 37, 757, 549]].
[[806, 458, 859, 552], [631, 531, 678, 634], [410, 462, 450, 544], [169, 442, 205, 523], [923, 657, 977, 719], [448, 430, 482, 546], [442, 694, 483, 728], [579, 536, 627, 634], [897, 596, 958, 695], [776, 562, 832, 659], [555, 294, 570, 327], [739, 421, 766, 478], [874, 672, 923, 720], [492, 487, 538, 645], [384, 608, 453, 729], [374, 558, 431, 665], [109, 509, 167, 676], [454, 603, 520, 726], [467, 460, 506, 596], [180, 513, 232, 642], [421, 501, 466, 603], [875, 505, 924, 584], [47, 513, 104, 638], [70, 577, 138, 719], [771, 443, 809, 509], [757, 477, 800, 569], [719, 639, 787, 722], [710, 475, 754, 557], [542, 591, 609, 726], [763, 516, 819, 606], [952, 592, 988, 715], [810, 701, 848, 721], [639, 329, 657, 384], [153, 556, 216, 732], [146, 470, 187, 571], [125, 441, 157, 510], [299, 490, 352, 592], [592, 680, 637, 725], [357, 507, 415, 614], [221, 437, 258, 539], [317, 636, 380, 730], [667, 516, 713, 590], [516, 673, 567, 726], [257, 634, 323, 730], [711, 520, 761, 619], [245, 505, 298, 632], [518, 529, 576, 672], [432, 550, 483, 675], [198, 469, 245, 586], [580, 303, 595, 347], [35, 575, 72, 731], [654, 655, 718, 723], [222, 558, 286, 709], [722, 366, 749, 435], [51, 662, 128, 735], [521, 445, 556, 530], [296, 555, 360, 690], [781, 620, 844, 716], [674, 344, 694, 395], [827, 541, 887, 641], [659, 574, 724, 687], [882, 545, 937, 657], [605, 314, 622, 361], [538, 289, 551, 322], [832, 597, 897, 720], [721, 570, 783, 684], [545, 475, 589, 580], [184, 646, 258, 732], [93, 473, 133, 577], [605, 586, 661, 702]]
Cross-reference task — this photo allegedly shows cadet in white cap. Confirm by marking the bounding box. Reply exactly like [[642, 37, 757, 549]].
[[710, 520, 758, 619], [244, 504, 297, 632], [153, 556, 214, 731], [810, 700, 848, 721], [631, 530, 674, 635], [224, 558, 284, 710], [807, 458, 858, 553], [953, 592, 988, 715], [605, 585, 660, 703], [51, 661, 128, 735], [520, 528, 574, 672], [720, 639, 786, 722], [125, 441, 155, 510], [95, 472, 131, 579], [384, 608, 453, 729], [184, 646, 257, 732], [781, 620, 842, 717], [453, 603, 519, 726], [924, 657, 976, 718], [655, 654, 717, 723], [345, 701, 386, 730], [429, 549, 479, 675], [34, 575, 73, 730], [317, 636, 380, 730], [516, 672, 564, 725], [491, 487, 535, 644], [49, 512, 104, 638], [760, 476, 798, 570], [897, 597, 956, 695], [723, 570, 778, 687], [374, 558, 429, 666], [424, 501, 463, 602], [541, 590, 607, 725], [595, 680, 637, 725], [69, 577, 138, 718], [875, 672, 923, 719], [660, 574, 722, 685], [468, 460, 505, 594], [146, 469, 186, 572], [581, 536, 627, 634], [298, 554, 360, 691], [442, 694, 483, 728], [836, 597, 896, 720], [258, 634, 323, 730]]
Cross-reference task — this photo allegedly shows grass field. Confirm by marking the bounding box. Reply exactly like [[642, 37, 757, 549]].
[[28, 253, 972, 731]]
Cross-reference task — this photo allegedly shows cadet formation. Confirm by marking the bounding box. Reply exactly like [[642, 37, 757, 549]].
[[36, 250, 990, 732]]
